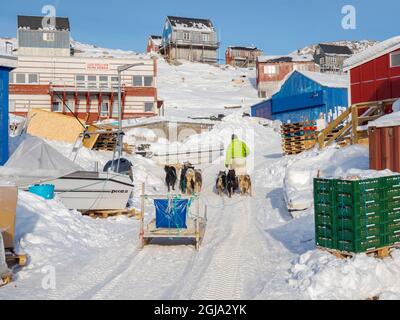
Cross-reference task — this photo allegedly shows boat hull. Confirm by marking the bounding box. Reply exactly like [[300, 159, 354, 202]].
[[51, 171, 134, 211]]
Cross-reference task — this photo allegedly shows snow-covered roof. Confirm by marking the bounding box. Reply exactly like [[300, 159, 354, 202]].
[[344, 36, 400, 70], [228, 46, 260, 51], [0, 53, 17, 69], [167, 16, 215, 32], [18, 15, 70, 31], [298, 70, 348, 88], [258, 54, 314, 63]]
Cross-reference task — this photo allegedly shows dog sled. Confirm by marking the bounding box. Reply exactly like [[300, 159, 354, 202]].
[[138, 183, 207, 250]]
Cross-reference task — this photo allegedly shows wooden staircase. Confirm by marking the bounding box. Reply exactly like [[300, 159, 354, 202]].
[[317, 98, 397, 149]]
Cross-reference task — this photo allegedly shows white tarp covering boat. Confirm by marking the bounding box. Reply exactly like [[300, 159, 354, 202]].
[[0, 136, 134, 211]]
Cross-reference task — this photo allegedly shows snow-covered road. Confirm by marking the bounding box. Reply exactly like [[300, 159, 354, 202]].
[[1, 117, 314, 299]]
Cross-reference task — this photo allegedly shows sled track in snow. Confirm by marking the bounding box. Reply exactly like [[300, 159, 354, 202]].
[[190, 198, 252, 300]]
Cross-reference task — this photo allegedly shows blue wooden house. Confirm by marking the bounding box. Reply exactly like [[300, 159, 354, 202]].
[[0, 54, 17, 165], [251, 70, 349, 123]]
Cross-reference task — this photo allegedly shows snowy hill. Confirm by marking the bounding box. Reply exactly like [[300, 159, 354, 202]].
[[292, 40, 378, 56], [0, 37, 261, 118]]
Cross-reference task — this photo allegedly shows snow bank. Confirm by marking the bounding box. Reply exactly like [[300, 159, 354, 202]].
[[368, 108, 400, 128], [284, 145, 369, 211], [289, 249, 400, 300]]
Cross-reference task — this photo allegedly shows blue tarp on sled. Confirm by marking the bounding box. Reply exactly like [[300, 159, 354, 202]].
[[154, 198, 189, 229]]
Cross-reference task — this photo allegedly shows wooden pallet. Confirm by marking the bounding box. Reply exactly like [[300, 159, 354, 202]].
[[5, 250, 28, 267], [317, 245, 395, 259], [84, 208, 141, 219]]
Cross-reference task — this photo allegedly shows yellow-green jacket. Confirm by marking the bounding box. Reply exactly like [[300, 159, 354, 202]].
[[225, 139, 250, 165]]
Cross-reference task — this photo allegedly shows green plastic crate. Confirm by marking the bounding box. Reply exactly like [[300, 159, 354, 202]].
[[335, 203, 382, 218], [382, 176, 400, 189], [337, 225, 382, 242], [388, 210, 400, 222], [336, 192, 381, 207], [316, 236, 335, 249], [337, 238, 382, 253], [335, 178, 382, 194], [385, 188, 400, 202], [387, 201, 400, 212]]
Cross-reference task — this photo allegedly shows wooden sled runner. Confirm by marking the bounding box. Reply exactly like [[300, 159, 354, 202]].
[[138, 183, 207, 251]]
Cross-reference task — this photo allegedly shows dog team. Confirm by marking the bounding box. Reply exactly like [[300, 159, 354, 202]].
[[164, 134, 252, 197], [164, 162, 202, 195]]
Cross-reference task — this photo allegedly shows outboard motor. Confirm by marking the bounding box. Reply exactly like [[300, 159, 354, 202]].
[[103, 158, 133, 181]]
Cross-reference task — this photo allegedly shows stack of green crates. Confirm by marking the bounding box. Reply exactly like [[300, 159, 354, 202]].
[[314, 175, 400, 254]]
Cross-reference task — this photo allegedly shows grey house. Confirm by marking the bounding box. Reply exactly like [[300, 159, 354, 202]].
[[313, 44, 353, 74], [160, 16, 220, 63], [17, 15, 71, 57]]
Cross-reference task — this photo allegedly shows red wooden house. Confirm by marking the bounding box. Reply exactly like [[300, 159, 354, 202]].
[[344, 36, 400, 110]]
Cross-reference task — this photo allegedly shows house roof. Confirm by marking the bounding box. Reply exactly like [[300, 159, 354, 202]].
[[344, 36, 400, 70], [0, 53, 17, 69], [318, 43, 353, 55], [18, 15, 70, 31], [258, 54, 314, 63], [228, 46, 260, 51], [167, 16, 214, 32], [297, 70, 348, 88]]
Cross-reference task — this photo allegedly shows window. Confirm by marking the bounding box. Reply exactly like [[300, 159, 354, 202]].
[[100, 102, 109, 117], [133, 76, 143, 86], [52, 101, 62, 112], [264, 65, 278, 75], [111, 77, 119, 89], [391, 52, 400, 68], [144, 102, 154, 113], [112, 101, 119, 117], [99, 76, 109, 89], [88, 76, 97, 88], [28, 74, 38, 84], [202, 33, 210, 42], [43, 32, 55, 42], [9, 73, 14, 84], [183, 32, 190, 41], [9, 100, 15, 112], [143, 76, 153, 87], [76, 75, 85, 88], [16, 74, 26, 84]]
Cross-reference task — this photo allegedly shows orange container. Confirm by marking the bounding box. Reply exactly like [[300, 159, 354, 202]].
[[369, 125, 400, 173]]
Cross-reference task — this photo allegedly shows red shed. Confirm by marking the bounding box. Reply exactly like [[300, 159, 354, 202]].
[[344, 36, 400, 108]]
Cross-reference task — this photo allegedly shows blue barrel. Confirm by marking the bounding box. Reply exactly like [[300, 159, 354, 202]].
[[28, 184, 55, 200]]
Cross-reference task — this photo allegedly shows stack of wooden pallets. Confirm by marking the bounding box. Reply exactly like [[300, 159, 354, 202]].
[[281, 121, 317, 155]]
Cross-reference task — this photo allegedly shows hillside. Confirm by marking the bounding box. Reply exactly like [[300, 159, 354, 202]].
[[292, 40, 378, 56]]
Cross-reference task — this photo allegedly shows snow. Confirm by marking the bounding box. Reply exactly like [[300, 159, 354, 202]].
[[344, 36, 400, 70], [283, 145, 369, 211], [3, 38, 400, 300], [297, 70, 348, 88], [289, 249, 400, 300], [368, 107, 400, 128], [158, 60, 261, 118]]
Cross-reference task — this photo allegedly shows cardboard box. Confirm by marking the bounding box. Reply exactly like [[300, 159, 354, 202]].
[[0, 186, 18, 249]]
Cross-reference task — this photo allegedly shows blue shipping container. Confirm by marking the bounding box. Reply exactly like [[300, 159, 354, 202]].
[[0, 67, 11, 165], [251, 71, 349, 124]]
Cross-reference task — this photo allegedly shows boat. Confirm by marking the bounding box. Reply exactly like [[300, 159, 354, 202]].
[[0, 136, 134, 211], [51, 171, 133, 211]]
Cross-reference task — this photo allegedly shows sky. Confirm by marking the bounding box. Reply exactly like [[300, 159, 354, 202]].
[[1, 0, 399, 58]]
